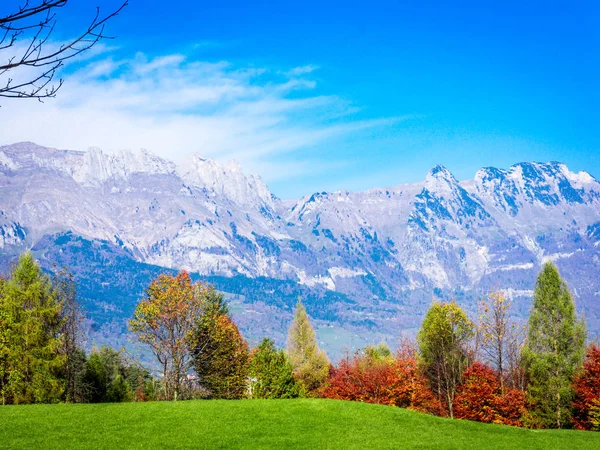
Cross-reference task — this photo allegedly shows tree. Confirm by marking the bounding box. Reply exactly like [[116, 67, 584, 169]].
[[454, 362, 526, 426], [286, 301, 330, 396], [191, 314, 249, 399], [248, 338, 300, 399], [0, 0, 127, 101], [417, 301, 474, 418], [80, 352, 107, 403], [129, 271, 208, 401], [477, 291, 525, 390], [522, 262, 586, 428], [80, 346, 138, 403], [572, 345, 600, 430], [53, 266, 86, 402], [0, 252, 65, 404], [321, 344, 443, 415]]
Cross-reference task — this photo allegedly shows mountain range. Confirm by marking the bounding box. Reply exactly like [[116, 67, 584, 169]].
[[2, 141, 599, 355]]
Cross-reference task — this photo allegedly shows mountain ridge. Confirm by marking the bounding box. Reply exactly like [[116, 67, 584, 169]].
[[2, 141, 599, 351]]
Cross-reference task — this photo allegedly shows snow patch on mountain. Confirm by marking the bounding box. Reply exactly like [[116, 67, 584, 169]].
[[328, 267, 367, 278]]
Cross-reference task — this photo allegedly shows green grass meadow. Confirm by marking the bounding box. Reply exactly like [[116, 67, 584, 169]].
[[1, 399, 599, 449]]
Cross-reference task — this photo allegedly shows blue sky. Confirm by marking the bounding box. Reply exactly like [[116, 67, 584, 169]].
[[1, 0, 598, 198]]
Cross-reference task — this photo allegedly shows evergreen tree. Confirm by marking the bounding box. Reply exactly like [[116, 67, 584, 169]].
[[286, 301, 329, 395], [417, 301, 474, 418], [191, 313, 249, 399], [0, 252, 65, 404], [523, 262, 586, 428], [248, 338, 300, 399]]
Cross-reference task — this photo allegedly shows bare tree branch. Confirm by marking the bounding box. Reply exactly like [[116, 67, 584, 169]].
[[0, 0, 127, 101]]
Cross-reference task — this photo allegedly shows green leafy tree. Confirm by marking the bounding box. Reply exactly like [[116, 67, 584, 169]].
[[248, 338, 301, 399], [81, 352, 109, 403], [523, 262, 586, 428], [80, 346, 137, 403], [286, 301, 330, 395], [417, 301, 474, 418], [0, 252, 65, 404]]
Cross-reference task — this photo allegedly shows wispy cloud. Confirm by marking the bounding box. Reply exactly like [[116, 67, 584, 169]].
[[0, 47, 408, 186], [284, 65, 320, 77]]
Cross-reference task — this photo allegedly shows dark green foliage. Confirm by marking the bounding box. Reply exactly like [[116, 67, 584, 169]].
[[81, 353, 109, 403], [249, 338, 301, 399], [523, 262, 586, 428], [80, 346, 147, 403], [106, 374, 131, 403]]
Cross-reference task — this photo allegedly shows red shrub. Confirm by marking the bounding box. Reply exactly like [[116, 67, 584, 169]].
[[454, 362, 526, 426], [321, 348, 443, 415], [572, 345, 600, 431]]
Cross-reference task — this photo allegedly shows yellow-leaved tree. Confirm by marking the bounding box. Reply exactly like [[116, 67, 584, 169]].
[[286, 300, 329, 396], [129, 271, 212, 400]]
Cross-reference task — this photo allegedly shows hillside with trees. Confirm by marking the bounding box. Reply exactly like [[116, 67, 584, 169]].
[[2, 251, 600, 435]]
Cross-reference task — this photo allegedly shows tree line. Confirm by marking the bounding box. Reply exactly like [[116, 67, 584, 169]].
[[0, 252, 327, 403], [1, 252, 599, 431], [322, 263, 598, 431]]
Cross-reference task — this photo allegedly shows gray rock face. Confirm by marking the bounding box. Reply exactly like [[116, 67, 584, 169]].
[[2, 141, 600, 340]]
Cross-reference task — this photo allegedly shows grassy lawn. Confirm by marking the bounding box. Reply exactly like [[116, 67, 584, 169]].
[[1, 399, 598, 449]]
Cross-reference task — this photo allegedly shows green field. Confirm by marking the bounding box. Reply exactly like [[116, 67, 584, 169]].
[[1, 399, 598, 449]]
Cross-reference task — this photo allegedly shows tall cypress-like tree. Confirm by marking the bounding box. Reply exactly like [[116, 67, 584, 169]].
[[286, 301, 329, 395], [523, 262, 586, 428], [0, 252, 64, 404]]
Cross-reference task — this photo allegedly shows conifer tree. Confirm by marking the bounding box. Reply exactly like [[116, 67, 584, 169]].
[[523, 262, 586, 428], [191, 314, 249, 399], [286, 301, 329, 395], [0, 252, 65, 404]]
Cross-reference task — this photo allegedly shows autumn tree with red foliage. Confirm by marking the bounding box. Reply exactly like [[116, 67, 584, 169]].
[[572, 345, 600, 431], [454, 362, 526, 426], [321, 344, 443, 415]]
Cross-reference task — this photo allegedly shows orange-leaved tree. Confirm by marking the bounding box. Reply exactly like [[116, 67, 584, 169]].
[[572, 345, 600, 431], [454, 362, 526, 426], [129, 271, 212, 400]]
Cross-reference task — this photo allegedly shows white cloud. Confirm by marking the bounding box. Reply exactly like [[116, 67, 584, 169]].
[[0, 48, 405, 185], [284, 65, 320, 77]]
